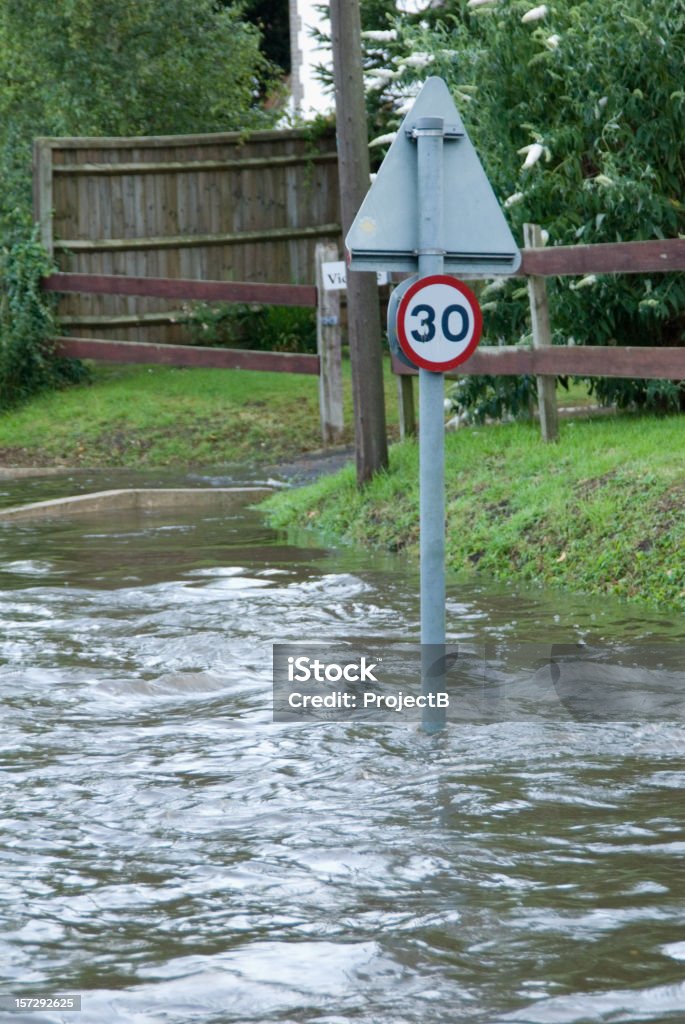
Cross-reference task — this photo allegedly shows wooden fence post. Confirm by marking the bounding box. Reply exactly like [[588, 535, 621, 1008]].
[[32, 140, 54, 256], [524, 223, 559, 442], [315, 242, 344, 445], [397, 373, 417, 439]]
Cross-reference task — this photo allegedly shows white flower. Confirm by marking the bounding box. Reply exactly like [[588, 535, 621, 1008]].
[[594, 174, 614, 187], [519, 142, 544, 168], [467, 0, 497, 7], [365, 70, 397, 91], [570, 274, 597, 290], [397, 51, 434, 69], [504, 191, 524, 208], [369, 132, 397, 148], [522, 5, 548, 23], [361, 30, 398, 42], [482, 278, 508, 294], [546, 34, 561, 48], [394, 97, 416, 115]]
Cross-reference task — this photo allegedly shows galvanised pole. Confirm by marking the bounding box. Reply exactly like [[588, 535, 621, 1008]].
[[413, 115, 447, 733]]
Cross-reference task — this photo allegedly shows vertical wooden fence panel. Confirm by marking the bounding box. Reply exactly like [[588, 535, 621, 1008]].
[[35, 129, 342, 345]]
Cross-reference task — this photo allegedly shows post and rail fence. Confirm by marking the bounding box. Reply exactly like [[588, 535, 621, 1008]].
[[41, 244, 345, 447], [392, 233, 685, 441], [33, 129, 685, 449], [41, 232, 685, 447]]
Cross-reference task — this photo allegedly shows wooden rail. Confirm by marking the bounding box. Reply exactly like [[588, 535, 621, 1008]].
[[52, 152, 339, 176], [388, 236, 685, 382], [53, 337, 320, 374], [392, 347, 685, 381], [517, 237, 685, 277], [42, 272, 321, 372], [41, 235, 685, 448], [42, 273, 317, 307], [42, 259, 336, 443], [52, 224, 341, 254]]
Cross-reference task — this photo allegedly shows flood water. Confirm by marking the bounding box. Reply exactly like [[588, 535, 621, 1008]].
[[1, 470, 684, 1023]]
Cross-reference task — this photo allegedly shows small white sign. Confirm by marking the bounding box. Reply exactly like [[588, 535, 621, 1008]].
[[321, 262, 391, 291], [322, 261, 347, 291]]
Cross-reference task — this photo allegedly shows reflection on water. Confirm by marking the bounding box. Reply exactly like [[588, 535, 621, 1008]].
[[0, 475, 684, 1023]]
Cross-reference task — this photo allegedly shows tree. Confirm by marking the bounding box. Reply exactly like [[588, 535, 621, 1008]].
[[330, 0, 389, 484], [359, 0, 685, 411], [241, 0, 291, 75], [0, 0, 275, 239]]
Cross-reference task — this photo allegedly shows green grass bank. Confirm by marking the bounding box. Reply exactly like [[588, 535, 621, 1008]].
[[0, 361, 399, 468], [263, 414, 685, 612], [3, 361, 684, 611]]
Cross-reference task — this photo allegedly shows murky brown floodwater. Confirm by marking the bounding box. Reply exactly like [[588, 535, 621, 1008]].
[[0, 469, 684, 1023]]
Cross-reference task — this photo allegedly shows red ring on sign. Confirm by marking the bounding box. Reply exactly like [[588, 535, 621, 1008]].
[[396, 275, 483, 372]]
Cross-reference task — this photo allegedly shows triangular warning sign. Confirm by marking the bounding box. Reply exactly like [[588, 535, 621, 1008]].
[[346, 77, 521, 276]]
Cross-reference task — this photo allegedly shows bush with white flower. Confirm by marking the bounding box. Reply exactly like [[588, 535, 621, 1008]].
[[359, 0, 685, 412]]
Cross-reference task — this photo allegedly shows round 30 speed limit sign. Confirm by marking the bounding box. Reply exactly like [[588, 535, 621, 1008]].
[[396, 275, 483, 372]]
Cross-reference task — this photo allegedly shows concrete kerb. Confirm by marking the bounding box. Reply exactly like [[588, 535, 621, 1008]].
[[0, 487, 273, 522], [0, 467, 72, 479]]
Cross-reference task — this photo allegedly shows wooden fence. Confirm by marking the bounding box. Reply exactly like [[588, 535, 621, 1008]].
[[34, 127, 341, 345], [394, 234, 685, 440], [36, 145, 685, 449], [41, 243, 345, 446]]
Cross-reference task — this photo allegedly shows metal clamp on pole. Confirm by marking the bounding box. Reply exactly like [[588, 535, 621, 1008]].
[[406, 119, 464, 140]]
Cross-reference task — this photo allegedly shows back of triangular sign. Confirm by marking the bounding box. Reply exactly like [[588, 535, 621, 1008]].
[[346, 77, 521, 276]]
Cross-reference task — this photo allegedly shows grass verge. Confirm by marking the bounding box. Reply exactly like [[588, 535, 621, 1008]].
[[263, 414, 685, 611], [0, 359, 400, 467]]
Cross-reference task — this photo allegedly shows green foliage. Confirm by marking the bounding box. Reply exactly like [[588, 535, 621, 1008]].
[[448, 373, 537, 423], [0, 0, 275, 238], [0, 234, 88, 409], [181, 302, 317, 353], [361, 0, 685, 414]]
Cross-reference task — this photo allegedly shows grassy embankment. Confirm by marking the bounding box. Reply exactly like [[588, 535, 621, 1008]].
[[264, 414, 685, 611], [1, 361, 683, 609], [0, 360, 398, 467]]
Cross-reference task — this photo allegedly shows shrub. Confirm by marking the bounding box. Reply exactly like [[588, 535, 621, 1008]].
[[0, 0, 275, 239], [181, 302, 317, 353], [361, 0, 685, 414], [0, 233, 88, 409]]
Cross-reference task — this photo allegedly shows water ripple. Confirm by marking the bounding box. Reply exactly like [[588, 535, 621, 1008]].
[[0, 501, 684, 1022]]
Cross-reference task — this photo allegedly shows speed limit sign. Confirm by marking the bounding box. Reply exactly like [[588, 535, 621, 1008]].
[[396, 275, 482, 372]]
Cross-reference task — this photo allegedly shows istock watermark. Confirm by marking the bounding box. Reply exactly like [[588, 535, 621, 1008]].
[[273, 644, 449, 722], [273, 642, 685, 724]]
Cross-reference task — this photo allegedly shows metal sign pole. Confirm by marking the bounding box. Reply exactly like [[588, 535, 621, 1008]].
[[413, 115, 447, 733], [347, 78, 520, 731]]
